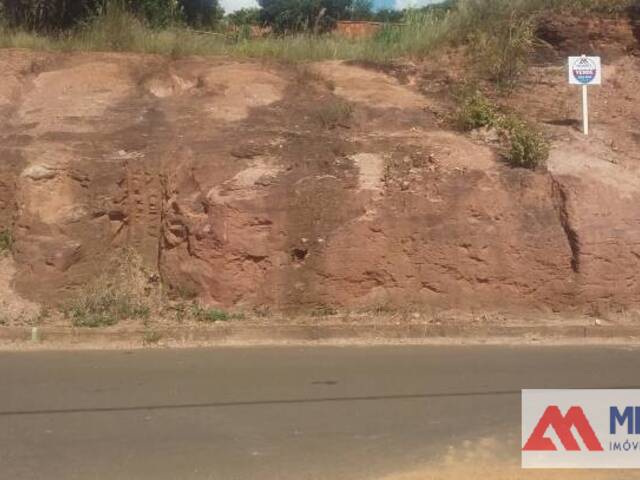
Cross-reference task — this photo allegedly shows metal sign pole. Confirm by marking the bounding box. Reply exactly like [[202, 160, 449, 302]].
[[582, 84, 589, 136]]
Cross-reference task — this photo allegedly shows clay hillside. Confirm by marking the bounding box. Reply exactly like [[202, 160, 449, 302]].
[[1, 3, 639, 326]]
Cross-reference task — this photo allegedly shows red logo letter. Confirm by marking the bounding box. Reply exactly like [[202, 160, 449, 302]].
[[523, 406, 603, 451]]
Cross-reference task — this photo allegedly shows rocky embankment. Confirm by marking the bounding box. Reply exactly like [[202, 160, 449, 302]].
[[1, 47, 639, 315]]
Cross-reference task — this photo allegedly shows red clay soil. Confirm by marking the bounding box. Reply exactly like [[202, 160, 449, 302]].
[[0, 12, 639, 317]]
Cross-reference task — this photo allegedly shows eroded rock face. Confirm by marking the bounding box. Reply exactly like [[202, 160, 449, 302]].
[[1, 49, 639, 313]]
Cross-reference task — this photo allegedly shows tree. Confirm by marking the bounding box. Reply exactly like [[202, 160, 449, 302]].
[[0, 0, 224, 30], [179, 0, 223, 27], [258, 0, 350, 33], [227, 7, 261, 26], [349, 0, 372, 20], [372, 8, 402, 23], [0, 0, 101, 30], [129, 0, 179, 27]]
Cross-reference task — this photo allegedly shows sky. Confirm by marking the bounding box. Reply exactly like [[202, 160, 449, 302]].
[[219, 0, 443, 13]]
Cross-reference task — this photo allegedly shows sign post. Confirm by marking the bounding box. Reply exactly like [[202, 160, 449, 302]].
[[568, 55, 602, 136], [582, 83, 589, 136]]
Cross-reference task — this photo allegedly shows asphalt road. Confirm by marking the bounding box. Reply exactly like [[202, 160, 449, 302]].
[[2, 345, 640, 480]]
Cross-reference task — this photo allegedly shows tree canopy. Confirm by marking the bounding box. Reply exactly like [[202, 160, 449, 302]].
[[258, 0, 351, 33], [0, 0, 224, 31]]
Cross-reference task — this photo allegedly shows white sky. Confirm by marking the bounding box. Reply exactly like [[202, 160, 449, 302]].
[[221, 0, 442, 13], [220, 0, 258, 13]]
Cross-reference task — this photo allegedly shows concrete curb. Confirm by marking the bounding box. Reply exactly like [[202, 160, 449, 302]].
[[1, 323, 640, 347]]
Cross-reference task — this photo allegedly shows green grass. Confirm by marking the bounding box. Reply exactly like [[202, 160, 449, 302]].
[[314, 100, 353, 129], [65, 248, 155, 328], [0, 0, 634, 66], [68, 287, 151, 328], [190, 305, 245, 323], [0, 229, 12, 255], [310, 305, 338, 317]]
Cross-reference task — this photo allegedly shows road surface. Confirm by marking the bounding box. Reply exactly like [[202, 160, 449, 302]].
[[2, 345, 640, 479]]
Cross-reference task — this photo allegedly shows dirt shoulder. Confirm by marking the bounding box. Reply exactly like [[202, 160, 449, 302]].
[[2, 313, 640, 350]]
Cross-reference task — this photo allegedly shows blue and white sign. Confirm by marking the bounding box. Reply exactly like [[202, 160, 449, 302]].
[[568, 56, 602, 85]]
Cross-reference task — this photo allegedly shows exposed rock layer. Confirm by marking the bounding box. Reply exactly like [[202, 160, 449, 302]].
[[1, 49, 639, 313]]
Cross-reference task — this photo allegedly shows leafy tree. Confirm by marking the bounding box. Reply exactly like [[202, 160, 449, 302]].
[[227, 7, 262, 25], [372, 8, 402, 22], [258, 0, 350, 33], [0, 0, 101, 30], [179, 0, 224, 27], [128, 0, 179, 27], [126, 0, 223, 28], [0, 0, 223, 30], [349, 0, 372, 20]]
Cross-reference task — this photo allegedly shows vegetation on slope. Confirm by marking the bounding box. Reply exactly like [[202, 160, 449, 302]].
[[0, 0, 634, 170], [0, 0, 635, 63]]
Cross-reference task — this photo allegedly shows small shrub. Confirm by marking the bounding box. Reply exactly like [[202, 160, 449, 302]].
[[454, 88, 499, 131], [364, 302, 394, 316], [294, 65, 318, 83], [503, 120, 549, 169], [174, 285, 199, 300], [171, 301, 189, 322], [143, 329, 162, 345], [470, 15, 535, 89], [454, 88, 549, 169], [0, 229, 12, 256], [315, 100, 353, 129], [252, 305, 271, 317]]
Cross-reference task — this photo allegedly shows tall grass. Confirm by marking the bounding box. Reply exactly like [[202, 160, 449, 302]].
[[0, 0, 635, 61]]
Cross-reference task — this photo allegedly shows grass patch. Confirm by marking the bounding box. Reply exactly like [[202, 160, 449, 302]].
[[190, 305, 245, 323], [65, 248, 156, 328], [314, 100, 353, 129], [0, 229, 12, 256], [68, 288, 150, 328], [0, 0, 635, 69], [143, 329, 162, 345], [310, 305, 339, 317], [191, 305, 230, 322]]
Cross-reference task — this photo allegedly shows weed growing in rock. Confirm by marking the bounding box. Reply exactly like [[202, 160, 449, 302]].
[[191, 305, 229, 322], [66, 248, 156, 328], [190, 305, 245, 323], [310, 305, 339, 317], [68, 287, 151, 327], [315, 100, 353, 129], [143, 329, 162, 345], [0, 229, 13, 256]]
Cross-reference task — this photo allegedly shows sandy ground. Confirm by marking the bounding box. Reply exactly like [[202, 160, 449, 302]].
[[384, 435, 640, 480]]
